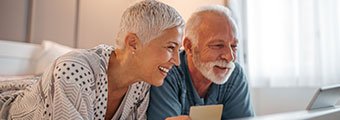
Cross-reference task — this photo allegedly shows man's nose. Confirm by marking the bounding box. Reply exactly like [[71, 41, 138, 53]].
[[221, 44, 234, 63]]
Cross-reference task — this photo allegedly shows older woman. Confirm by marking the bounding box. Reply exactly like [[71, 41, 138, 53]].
[[4, 0, 184, 120]]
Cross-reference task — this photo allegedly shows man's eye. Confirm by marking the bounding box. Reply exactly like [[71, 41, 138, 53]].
[[167, 46, 175, 52], [209, 44, 224, 49], [231, 45, 238, 51]]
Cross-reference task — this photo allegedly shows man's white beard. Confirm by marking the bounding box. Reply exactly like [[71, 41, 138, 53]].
[[192, 52, 235, 84]]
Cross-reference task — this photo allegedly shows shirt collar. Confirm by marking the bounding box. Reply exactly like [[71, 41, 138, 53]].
[[180, 51, 220, 105]]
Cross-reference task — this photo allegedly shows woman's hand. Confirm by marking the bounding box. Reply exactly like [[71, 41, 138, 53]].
[[165, 115, 191, 120]]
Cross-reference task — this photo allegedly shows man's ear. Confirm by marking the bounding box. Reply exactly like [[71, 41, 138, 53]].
[[183, 37, 193, 56], [124, 32, 139, 51]]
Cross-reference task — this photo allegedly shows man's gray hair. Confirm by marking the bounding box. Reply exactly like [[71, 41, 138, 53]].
[[185, 5, 239, 46], [115, 0, 185, 49]]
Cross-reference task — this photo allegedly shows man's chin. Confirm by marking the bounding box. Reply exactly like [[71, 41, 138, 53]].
[[211, 64, 235, 84], [210, 77, 228, 84], [202, 71, 229, 84]]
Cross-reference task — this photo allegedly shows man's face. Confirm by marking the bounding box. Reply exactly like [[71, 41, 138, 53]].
[[191, 13, 238, 84]]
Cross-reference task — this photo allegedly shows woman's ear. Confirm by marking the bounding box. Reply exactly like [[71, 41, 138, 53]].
[[183, 37, 193, 56], [124, 32, 139, 51]]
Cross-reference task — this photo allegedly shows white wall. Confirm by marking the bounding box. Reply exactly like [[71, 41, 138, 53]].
[[30, 0, 77, 47], [77, 0, 225, 48], [0, 0, 225, 48], [77, 0, 135, 48], [0, 0, 28, 42], [161, 0, 225, 21]]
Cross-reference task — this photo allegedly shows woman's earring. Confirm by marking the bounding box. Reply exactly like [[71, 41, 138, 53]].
[[132, 51, 135, 55]]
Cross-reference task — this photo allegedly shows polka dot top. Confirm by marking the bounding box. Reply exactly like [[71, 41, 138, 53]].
[[8, 45, 150, 120]]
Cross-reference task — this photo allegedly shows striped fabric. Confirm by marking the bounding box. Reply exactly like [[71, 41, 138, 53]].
[[2, 45, 150, 120]]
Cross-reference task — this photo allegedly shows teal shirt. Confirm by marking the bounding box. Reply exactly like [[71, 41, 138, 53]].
[[147, 51, 255, 120]]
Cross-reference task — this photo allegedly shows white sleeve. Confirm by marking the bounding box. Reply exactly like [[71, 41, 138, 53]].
[[52, 60, 95, 120]]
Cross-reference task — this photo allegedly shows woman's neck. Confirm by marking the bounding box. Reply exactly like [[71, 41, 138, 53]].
[[107, 50, 140, 91]]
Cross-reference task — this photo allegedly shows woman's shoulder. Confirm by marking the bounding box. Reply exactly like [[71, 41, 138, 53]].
[[128, 81, 151, 100], [89, 44, 114, 56], [56, 44, 114, 64]]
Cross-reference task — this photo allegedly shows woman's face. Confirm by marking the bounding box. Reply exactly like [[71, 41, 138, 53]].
[[136, 27, 183, 86]]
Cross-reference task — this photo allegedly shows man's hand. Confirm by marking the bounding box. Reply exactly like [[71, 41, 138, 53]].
[[165, 115, 191, 120]]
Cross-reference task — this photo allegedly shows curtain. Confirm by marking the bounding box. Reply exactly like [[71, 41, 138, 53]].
[[231, 0, 340, 87]]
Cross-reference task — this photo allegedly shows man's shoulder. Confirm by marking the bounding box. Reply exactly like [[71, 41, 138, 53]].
[[164, 64, 186, 85], [232, 62, 244, 76]]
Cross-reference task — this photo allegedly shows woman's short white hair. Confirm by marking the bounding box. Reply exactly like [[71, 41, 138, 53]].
[[115, 0, 185, 49], [185, 5, 239, 46]]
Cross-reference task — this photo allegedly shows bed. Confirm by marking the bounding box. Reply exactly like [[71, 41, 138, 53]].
[[0, 40, 75, 118], [0, 40, 74, 94]]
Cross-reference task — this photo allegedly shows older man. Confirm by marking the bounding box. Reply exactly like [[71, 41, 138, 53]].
[[147, 5, 254, 120]]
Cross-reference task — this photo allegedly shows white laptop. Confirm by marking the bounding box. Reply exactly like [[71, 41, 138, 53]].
[[306, 84, 340, 110]]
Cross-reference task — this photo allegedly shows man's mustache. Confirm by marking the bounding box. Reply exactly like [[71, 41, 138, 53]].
[[209, 60, 234, 69]]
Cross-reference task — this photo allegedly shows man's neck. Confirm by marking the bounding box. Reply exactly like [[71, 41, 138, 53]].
[[187, 56, 212, 98]]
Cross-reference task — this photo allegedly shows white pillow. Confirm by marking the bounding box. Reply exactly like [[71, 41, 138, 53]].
[[0, 40, 41, 75], [33, 40, 74, 75]]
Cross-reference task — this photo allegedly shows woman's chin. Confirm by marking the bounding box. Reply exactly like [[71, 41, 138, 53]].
[[149, 79, 164, 87]]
